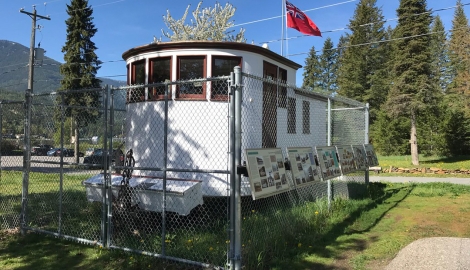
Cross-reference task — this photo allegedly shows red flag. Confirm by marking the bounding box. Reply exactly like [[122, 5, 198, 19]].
[[286, 1, 321, 37]]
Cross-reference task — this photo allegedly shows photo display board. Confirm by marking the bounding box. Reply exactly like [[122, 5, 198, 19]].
[[315, 146, 342, 180], [352, 145, 367, 170], [364, 144, 379, 167], [286, 147, 321, 187], [335, 145, 356, 175], [244, 148, 290, 200]]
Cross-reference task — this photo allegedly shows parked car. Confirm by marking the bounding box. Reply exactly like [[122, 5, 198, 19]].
[[47, 148, 84, 157], [85, 148, 95, 156], [31, 144, 54, 156], [82, 149, 124, 168], [47, 148, 61, 156]]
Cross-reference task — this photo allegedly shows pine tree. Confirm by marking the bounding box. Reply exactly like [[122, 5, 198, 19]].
[[430, 15, 450, 94], [448, 0, 470, 114], [336, 0, 389, 122], [336, 35, 349, 60], [385, 0, 433, 165], [302, 46, 321, 91], [418, 15, 449, 156], [318, 37, 338, 92], [60, 0, 101, 163]]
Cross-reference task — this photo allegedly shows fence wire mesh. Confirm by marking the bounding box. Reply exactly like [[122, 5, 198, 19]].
[[0, 71, 368, 269], [0, 101, 24, 231]]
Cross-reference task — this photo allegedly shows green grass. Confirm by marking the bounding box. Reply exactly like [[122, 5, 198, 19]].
[[377, 154, 470, 170], [2, 168, 470, 269]]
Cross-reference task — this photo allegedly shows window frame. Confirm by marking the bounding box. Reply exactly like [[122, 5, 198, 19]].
[[211, 56, 242, 101], [287, 97, 296, 134], [176, 56, 207, 100], [148, 56, 172, 100], [302, 100, 310, 134], [128, 60, 146, 103], [278, 68, 287, 108]]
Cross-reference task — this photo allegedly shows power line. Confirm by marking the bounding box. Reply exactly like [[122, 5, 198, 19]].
[[232, 0, 358, 28], [287, 26, 468, 57], [261, 2, 469, 45], [36, 0, 126, 16]]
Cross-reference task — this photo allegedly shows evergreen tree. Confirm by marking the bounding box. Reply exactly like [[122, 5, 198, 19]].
[[448, 0, 470, 114], [336, 0, 389, 123], [336, 35, 349, 60], [302, 46, 321, 91], [60, 0, 101, 162], [430, 15, 451, 93], [385, 0, 433, 165], [417, 15, 449, 157], [318, 37, 338, 92], [371, 111, 410, 155]]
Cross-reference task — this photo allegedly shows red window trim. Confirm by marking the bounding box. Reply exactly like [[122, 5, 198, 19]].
[[128, 60, 146, 103], [176, 56, 207, 100], [148, 56, 172, 101], [211, 56, 242, 101]]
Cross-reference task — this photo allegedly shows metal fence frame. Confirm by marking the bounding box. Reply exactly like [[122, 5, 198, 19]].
[[0, 67, 369, 269]]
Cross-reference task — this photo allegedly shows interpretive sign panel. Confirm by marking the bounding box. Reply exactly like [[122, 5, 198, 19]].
[[286, 147, 321, 187], [315, 146, 341, 180], [364, 144, 379, 167], [352, 145, 367, 170], [335, 145, 356, 174], [244, 148, 290, 200]]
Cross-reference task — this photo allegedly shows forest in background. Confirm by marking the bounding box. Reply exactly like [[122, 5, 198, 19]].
[[302, 0, 470, 164]]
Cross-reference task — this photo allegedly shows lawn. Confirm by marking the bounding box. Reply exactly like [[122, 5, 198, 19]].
[[2, 181, 470, 269], [377, 154, 470, 171]]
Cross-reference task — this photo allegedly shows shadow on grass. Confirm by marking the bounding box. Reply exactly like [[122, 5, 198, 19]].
[[287, 183, 415, 270]]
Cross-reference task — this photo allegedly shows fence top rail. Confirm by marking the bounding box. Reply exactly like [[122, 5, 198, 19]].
[[34, 87, 105, 97], [242, 72, 366, 108], [0, 100, 23, 104]]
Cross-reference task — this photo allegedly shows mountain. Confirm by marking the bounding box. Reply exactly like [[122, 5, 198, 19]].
[[0, 40, 125, 94]]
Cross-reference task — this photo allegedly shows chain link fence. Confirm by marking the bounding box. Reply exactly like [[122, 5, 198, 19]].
[[0, 69, 368, 269]]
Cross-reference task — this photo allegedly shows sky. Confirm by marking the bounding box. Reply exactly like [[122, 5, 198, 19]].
[[0, 0, 466, 87]]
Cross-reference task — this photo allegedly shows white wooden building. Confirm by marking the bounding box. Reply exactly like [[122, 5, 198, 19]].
[[121, 41, 328, 197]]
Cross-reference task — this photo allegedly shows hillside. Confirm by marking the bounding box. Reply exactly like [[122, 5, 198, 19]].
[[0, 40, 125, 94]]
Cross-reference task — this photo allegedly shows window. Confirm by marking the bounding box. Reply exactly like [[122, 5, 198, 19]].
[[278, 68, 287, 108], [177, 56, 206, 99], [128, 60, 145, 103], [211, 56, 241, 101], [302, 101, 310, 134], [149, 57, 171, 100], [126, 64, 130, 86], [288, 97, 296, 134]]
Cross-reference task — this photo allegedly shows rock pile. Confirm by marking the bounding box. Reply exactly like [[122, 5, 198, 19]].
[[369, 166, 470, 175]]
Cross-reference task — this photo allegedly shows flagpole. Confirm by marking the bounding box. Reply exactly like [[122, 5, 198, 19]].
[[281, 0, 285, 56]]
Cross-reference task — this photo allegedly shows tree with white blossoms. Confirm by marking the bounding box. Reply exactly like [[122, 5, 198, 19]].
[[161, 1, 246, 42]]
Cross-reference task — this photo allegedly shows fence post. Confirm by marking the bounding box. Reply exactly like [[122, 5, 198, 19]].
[[21, 88, 32, 235], [364, 103, 370, 185], [327, 98, 332, 211], [228, 66, 242, 269], [106, 85, 114, 247], [58, 93, 65, 236], [101, 85, 109, 247], [161, 81, 170, 255], [229, 71, 236, 268]]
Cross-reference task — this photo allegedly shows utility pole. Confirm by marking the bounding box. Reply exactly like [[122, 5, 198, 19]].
[[19, 5, 50, 235]]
